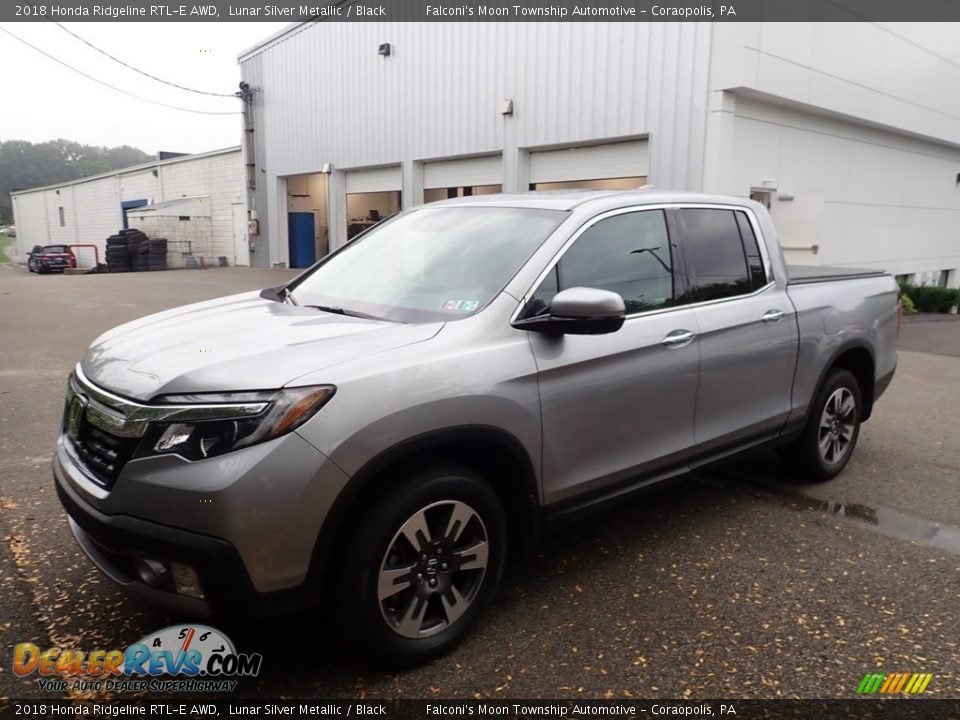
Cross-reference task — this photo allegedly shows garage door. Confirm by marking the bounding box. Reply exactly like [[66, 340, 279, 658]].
[[424, 155, 502, 189], [344, 166, 401, 194], [529, 140, 649, 184]]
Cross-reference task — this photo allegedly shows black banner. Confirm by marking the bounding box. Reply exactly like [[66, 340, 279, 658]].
[[1, 699, 958, 720], [3, 0, 960, 23]]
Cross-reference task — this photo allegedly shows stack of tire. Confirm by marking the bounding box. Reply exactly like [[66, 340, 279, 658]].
[[104, 229, 143, 272], [104, 229, 167, 272], [131, 237, 168, 271]]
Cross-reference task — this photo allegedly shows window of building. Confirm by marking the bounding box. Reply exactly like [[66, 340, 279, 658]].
[[529, 177, 646, 192], [58, 207, 65, 227], [423, 185, 502, 204], [676, 209, 752, 303], [526, 209, 673, 316]]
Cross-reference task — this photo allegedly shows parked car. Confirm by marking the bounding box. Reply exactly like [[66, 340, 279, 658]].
[[54, 190, 899, 664], [28, 244, 75, 273]]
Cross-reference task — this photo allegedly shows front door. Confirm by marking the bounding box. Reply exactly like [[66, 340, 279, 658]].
[[521, 208, 701, 505]]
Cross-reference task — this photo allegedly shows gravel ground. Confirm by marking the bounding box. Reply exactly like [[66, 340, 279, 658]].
[[0, 264, 958, 700]]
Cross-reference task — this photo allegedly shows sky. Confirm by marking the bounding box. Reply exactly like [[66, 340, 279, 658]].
[[0, 22, 289, 154]]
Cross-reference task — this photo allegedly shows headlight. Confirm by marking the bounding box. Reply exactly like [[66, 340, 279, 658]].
[[135, 385, 335, 461]]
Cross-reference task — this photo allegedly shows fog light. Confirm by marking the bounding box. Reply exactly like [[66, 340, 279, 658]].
[[134, 558, 169, 588], [171, 562, 205, 600]]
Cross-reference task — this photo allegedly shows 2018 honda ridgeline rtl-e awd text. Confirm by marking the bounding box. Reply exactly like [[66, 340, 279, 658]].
[[54, 190, 898, 664]]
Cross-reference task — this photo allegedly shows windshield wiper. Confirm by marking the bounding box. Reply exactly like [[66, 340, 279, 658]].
[[261, 285, 299, 305], [304, 304, 385, 321]]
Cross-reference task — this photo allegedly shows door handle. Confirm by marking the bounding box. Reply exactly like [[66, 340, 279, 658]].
[[762, 309, 786, 323], [662, 329, 696, 348]]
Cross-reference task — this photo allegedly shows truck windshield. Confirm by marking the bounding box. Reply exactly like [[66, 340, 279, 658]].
[[289, 206, 566, 323]]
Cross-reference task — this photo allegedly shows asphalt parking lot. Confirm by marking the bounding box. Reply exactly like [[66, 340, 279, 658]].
[[1, 264, 958, 700]]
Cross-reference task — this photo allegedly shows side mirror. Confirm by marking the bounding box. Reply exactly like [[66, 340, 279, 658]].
[[512, 287, 626, 335]]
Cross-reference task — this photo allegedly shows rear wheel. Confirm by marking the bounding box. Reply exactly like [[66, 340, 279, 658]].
[[336, 465, 506, 666], [784, 368, 862, 482]]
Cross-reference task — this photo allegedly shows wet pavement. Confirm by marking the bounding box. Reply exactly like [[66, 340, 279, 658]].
[[1, 264, 958, 700], [901, 314, 960, 358]]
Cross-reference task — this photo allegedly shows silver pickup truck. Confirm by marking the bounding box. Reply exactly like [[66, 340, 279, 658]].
[[54, 190, 899, 664]]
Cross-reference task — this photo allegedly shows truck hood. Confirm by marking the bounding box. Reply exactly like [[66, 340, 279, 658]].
[[81, 291, 443, 401]]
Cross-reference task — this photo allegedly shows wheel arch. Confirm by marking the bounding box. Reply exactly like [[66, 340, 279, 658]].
[[819, 342, 876, 421], [307, 426, 541, 589]]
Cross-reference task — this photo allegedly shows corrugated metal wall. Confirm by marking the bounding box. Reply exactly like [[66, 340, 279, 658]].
[[241, 22, 713, 266], [10, 150, 243, 266]]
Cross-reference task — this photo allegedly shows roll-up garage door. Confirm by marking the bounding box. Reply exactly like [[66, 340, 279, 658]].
[[424, 155, 502, 189], [344, 166, 402, 194], [528, 140, 649, 184]]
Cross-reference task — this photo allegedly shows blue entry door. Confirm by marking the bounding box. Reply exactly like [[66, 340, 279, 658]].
[[121, 199, 148, 229], [288, 212, 316, 268]]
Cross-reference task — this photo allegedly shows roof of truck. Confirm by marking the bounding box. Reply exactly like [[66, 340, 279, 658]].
[[430, 189, 761, 212]]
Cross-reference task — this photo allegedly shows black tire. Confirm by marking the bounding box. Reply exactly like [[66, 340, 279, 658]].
[[783, 368, 862, 482], [106, 237, 127, 247], [336, 464, 507, 667]]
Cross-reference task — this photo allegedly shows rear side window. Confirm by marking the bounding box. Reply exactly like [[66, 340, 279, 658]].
[[676, 209, 751, 303], [526, 209, 674, 316], [735, 211, 768, 290]]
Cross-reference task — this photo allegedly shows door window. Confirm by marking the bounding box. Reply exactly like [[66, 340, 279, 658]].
[[675, 209, 752, 303], [526, 210, 674, 316], [735, 211, 769, 290]]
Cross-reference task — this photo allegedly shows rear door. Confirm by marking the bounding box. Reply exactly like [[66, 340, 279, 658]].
[[519, 207, 700, 505], [672, 207, 798, 456]]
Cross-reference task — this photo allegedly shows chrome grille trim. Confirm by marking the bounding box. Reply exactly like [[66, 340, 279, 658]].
[[70, 364, 270, 439]]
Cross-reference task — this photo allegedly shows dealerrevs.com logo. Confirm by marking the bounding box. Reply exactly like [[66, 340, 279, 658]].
[[856, 672, 934, 695], [13, 625, 262, 693]]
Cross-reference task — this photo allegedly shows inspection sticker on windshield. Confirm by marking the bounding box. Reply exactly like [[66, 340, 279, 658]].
[[441, 300, 480, 312]]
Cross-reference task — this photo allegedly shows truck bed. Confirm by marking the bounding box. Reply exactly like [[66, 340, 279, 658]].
[[787, 265, 888, 285]]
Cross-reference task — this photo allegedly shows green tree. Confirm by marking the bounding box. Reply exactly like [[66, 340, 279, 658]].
[[0, 139, 153, 224]]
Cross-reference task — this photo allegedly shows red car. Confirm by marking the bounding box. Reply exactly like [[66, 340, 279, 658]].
[[27, 244, 76, 273]]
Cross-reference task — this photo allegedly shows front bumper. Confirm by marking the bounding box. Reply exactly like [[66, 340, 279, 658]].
[[54, 428, 352, 619]]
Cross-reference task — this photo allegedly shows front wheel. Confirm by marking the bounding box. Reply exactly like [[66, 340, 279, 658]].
[[336, 465, 506, 666], [784, 368, 862, 482]]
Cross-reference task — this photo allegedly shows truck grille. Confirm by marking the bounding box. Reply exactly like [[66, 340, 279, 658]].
[[69, 415, 139, 490]]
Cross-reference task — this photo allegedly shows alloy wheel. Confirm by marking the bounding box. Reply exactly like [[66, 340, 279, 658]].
[[818, 387, 856, 465], [377, 500, 489, 639]]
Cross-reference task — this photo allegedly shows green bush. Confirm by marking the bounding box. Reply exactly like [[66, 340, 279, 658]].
[[898, 283, 960, 313], [901, 293, 916, 314]]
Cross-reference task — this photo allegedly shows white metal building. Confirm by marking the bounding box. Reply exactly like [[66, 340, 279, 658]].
[[10, 147, 249, 268], [239, 22, 960, 287]]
